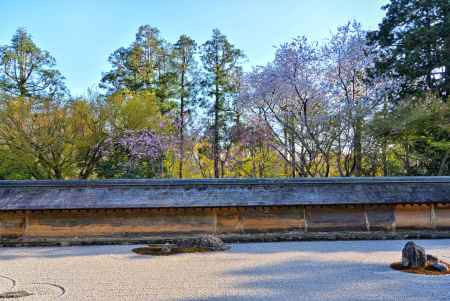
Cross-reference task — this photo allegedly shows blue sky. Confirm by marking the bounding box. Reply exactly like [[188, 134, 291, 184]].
[[0, 0, 389, 96]]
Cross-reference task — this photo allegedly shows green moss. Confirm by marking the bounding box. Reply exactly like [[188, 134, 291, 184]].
[[132, 245, 211, 256], [390, 261, 450, 276]]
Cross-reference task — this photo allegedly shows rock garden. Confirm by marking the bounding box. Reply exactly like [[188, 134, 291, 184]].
[[391, 241, 450, 275], [132, 235, 230, 256]]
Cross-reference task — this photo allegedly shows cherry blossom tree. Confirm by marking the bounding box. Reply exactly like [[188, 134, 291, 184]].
[[240, 37, 336, 177], [323, 21, 399, 176], [100, 129, 172, 178]]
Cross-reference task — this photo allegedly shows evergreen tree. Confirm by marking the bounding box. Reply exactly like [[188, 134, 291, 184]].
[[0, 28, 66, 98], [200, 29, 244, 178], [172, 35, 198, 178], [368, 0, 450, 100], [100, 25, 177, 111]]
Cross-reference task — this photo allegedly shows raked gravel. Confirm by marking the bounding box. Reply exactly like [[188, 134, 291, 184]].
[[0, 239, 449, 301]]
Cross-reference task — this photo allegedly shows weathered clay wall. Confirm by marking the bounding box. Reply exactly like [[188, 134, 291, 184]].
[[1, 177, 449, 246], [1, 204, 449, 246]]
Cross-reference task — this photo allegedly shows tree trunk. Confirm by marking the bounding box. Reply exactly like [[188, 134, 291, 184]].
[[353, 116, 362, 177], [179, 71, 185, 179], [438, 151, 449, 176], [283, 126, 289, 176], [251, 145, 257, 178], [220, 159, 225, 178], [382, 97, 388, 176], [442, 3, 450, 99], [290, 130, 296, 178], [213, 82, 220, 178], [444, 63, 450, 100], [53, 167, 63, 179]]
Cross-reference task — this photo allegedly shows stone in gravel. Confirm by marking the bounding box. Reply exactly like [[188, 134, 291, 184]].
[[160, 243, 173, 254], [176, 235, 230, 251], [426, 254, 439, 264], [401, 241, 426, 268], [430, 262, 449, 272]]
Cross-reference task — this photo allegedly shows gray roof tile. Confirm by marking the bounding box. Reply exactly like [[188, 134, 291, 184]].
[[0, 177, 449, 210]]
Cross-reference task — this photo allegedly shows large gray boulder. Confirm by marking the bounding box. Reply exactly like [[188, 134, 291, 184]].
[[401, 241, 427, 268]]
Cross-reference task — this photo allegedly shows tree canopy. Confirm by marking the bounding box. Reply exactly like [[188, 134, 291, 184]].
[[0, 28, 66, 99], [368, 0, 450, 100], [0, 0, 449, 179]]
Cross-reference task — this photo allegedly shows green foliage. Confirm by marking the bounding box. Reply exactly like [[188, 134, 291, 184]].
[[172, 34, 199, 178], [0, 147, 34, 179], [368, 0, 450, 99], [0, 28, 66, 98], [94, 89, 175, 179], [201, 29, 245, 177], [1, 11, 450, 179], [372, 94, 450, 175], [100, 25, 177, 108], [0, 97, 75, 179], [67, 95, 109, 179]]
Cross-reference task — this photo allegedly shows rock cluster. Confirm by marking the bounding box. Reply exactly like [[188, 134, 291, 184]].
[[176, 235, 230, 251], [401, 241, 448, 272]]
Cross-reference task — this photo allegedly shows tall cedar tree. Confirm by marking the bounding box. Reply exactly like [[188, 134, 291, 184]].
[[172, 35, 197, 178], [201, 29, 244, 178], [368, 0, 450, 100]]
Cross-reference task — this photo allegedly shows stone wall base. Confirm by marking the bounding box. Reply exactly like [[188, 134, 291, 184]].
[[1, 230, 450, 247]]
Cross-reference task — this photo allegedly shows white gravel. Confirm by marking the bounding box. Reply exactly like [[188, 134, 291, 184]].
[[0, 239, 449, 301]]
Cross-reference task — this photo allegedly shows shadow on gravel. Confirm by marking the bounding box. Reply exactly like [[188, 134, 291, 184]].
[[226, 239, 450, 255], [183, 259, 450, 301], [181, 241, 450, 301]]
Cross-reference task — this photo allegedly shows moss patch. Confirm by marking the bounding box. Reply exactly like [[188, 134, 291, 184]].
[[132, 245, 211, 256], [391, 261, 450, 275], [0, 290, 33, 299]]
